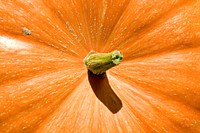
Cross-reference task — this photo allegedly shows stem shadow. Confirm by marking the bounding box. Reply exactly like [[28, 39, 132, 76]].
[[88, 70, 123, 114]]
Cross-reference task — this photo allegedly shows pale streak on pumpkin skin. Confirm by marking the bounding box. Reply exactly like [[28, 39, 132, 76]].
[[0, 0, 200, 133], [0, 35, 79, 83], [0, 0, 88, 57], [0, 35, 85, 132], [103, 0, 200, 60], [109, 75, 200, 132], [111, 47, 200, 109]]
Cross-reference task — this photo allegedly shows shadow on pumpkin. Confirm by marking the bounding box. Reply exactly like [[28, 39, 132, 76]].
[[88, 70, 122, 114]]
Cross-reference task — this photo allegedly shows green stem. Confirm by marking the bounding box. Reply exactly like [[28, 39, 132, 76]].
[[84, 50, 123, 75]]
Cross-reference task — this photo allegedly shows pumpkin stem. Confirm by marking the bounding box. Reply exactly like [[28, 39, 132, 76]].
[[84, 50, 123, 75]]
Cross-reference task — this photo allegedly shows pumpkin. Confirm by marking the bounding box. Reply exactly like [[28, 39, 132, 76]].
[[0, 0, 200, 132]]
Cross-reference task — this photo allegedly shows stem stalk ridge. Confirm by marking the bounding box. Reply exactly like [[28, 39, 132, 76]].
[[84, 50, 123, 75]]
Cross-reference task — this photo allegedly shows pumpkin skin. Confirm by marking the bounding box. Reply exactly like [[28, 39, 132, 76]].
[[0, 0, 200, 132]]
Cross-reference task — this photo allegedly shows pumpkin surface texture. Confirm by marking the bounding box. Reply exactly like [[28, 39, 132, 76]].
[[0, 0, 200, 132]]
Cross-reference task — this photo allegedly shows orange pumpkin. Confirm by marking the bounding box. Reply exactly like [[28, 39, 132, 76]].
[[0, 0, 200, 132]]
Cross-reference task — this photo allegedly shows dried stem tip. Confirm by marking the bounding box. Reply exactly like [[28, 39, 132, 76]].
[[84, 50, 123, 75]]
